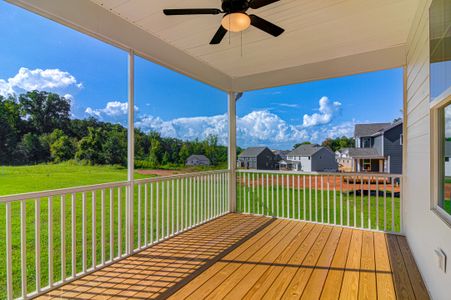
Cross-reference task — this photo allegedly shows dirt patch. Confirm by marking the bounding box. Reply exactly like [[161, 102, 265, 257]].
[[136, 169, 182, 177]]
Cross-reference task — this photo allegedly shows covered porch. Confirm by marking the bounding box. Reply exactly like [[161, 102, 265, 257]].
[[1, 0, 447, 299]]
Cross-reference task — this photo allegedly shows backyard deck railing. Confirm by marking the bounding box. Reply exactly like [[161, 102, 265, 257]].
[[236, 169, 402, 234], [0, 169, 229, 300], [1, 168, 401, 299]]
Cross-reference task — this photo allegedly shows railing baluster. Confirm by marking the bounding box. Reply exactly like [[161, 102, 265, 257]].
[[176, 179, 179, 233], [92, 191, 96, 269], [266, 174, 269, 216], [138, 184, 141, 248], [353, 176, 357, 227], [292, 175, 295, 219], [6, 202, 13, 300], [340, 176, 343, 225], [162, 181, 165, 237], [281, 175, 284, 218], [21, 200, 27, 298], [368, 177, 371, 229], [101, 189, 105, 264], [109, 189, 113, 261], [156, 182, 159, 241], [167, 180, 170, 237], [309, 176, 312, 221], [48, 196, 54, 287], [360, 175, 364, 228], [376, 179, 379, 231], [150, 183, 154, 244], [60, 195, 66, 283], [118, 188, 122, 256], [36, 198, 41, 291], [271, 174, 274, 216], [71, 194, 76, 277], [144, 183, 148, 245], [172, 179, 175, 235], [189, 177, 192, 227], [303, 176, 306, 221], [297, 176, 300, 220], [392, 180, 395, 231], [321, 175, 324, 223], [315, 176, 318, 222]]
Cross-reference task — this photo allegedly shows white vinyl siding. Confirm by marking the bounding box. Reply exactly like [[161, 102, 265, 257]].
[[404, 0, 451, 299]]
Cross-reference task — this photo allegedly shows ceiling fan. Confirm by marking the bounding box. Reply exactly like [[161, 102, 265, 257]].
[[163, 0, 284, 45]]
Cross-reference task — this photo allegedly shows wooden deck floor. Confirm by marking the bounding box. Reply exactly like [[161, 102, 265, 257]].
[[37, 213, 429, 300]]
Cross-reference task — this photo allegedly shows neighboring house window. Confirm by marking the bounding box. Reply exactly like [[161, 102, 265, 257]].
[[430, 0, 451, 223], [400, 134, 403, 145]]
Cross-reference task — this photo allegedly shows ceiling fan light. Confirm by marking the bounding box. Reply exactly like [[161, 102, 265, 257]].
[[221, 13, 251, 32]]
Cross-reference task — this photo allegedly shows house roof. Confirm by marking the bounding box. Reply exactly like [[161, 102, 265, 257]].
[[186, 154, 210, 162], [342, 148, 385, 159], [238, 147, 269, 158], [287, 144, 325, 157], [354, 123, 391, 138], [12, 0, 421, 91]]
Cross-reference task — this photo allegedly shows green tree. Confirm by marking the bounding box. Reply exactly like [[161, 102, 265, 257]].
[[18, 133, 48, 163], [50, 135, 76, 163], [179, 143, 190, 164], [19, 91, 71, 134], [104, 129, 127, 165], [0, 96, 23, 163], [75, 127, 105, 164], [162, 151, 170, 165]]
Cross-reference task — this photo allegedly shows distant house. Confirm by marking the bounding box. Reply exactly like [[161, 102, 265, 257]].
[[285, 144, 338, 172], [336, 121, 403, 173], [185, 155, 210, 166], [237, 147, 277, 170]]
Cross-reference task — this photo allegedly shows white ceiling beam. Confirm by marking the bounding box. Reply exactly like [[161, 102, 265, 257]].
[[231, 45, 407, 92]]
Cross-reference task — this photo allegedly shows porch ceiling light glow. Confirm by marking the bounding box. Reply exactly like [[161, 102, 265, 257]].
[[221, 13, 251, 32]]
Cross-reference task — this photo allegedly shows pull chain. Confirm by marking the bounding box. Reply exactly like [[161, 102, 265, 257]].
[[241, 31, 243, 57]]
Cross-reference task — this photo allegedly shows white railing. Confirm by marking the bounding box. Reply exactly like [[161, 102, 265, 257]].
[[0, 169, 229, 300], [237, 170, 402, 234]]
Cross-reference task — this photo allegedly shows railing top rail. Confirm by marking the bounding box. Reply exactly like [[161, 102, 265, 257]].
[[0, 180, 130, 203], [134, 169, 230, 184], [236, 169, 402, 178]]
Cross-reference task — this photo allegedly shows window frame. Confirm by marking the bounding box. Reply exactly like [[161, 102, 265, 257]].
[[429, 0, 451, 225], [430, 95, 451, 225]]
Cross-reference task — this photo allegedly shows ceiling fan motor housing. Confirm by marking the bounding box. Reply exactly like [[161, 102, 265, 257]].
[[221, 0, 249, 14]]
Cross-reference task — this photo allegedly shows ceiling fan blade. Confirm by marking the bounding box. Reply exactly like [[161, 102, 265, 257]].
[[163, 8, 222, 15], [249, 14, 284, 37], [210, 26, 228, 44], [248, 0, 279, 9]]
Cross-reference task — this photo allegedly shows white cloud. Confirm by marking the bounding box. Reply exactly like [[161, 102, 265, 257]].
[[135, 110, 309, 148], [0, 67, 82, 97], [85, 101, 138, 119], [302, 96, 341, 127]]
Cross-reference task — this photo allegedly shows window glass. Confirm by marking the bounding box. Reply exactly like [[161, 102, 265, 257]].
[[430, 0, 451, 101], [441, 104, 451, 214]]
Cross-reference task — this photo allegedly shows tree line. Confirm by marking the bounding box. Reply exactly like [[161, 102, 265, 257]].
[[0, 91, 227, 167]]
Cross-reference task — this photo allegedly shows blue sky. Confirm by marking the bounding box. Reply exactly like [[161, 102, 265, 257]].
[[0, 1, 403, 150]]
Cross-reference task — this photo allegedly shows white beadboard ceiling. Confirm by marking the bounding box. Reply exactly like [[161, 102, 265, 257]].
[[9, 0, 421, 91]]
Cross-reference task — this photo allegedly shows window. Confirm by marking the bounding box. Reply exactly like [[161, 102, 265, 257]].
[[430, 0, 451, 222], [400, 134, 403, 145], [430, 0, 451, 102]]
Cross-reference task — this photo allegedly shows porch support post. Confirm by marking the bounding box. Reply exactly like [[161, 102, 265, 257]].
[[127, 50, 135, 254], [228, 92, 237, 212]]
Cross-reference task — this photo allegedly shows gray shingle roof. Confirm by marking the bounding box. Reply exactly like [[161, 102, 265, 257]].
[[186, 154, 210, 162], [354, 123, 391, 137], [287, 144, 324, 157], [343, 148, 385, 158], [238, 147, 268, 158]]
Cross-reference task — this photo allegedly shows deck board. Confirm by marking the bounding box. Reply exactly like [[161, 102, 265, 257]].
[[37, 213, 429, 300]]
